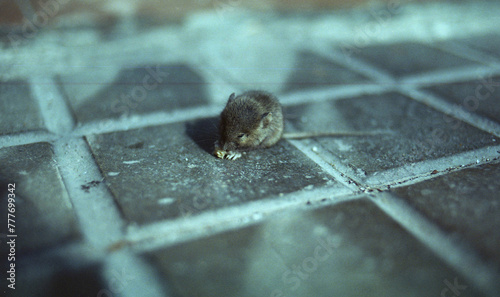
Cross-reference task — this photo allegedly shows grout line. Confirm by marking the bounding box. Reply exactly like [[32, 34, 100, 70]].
[[432, 40, 500, 66], [364, 145, 500, 187], [400, 87, 500, 137], [324, 47, 395, 84], [370, 192, 500, 296], [0, 130, 58, 149], [126, 186, 357, 253], [70, 83, 391, 137], [30, 75, 75, 135], [71, 105, 223, 137], [279, 83, 389, 106], [103, 250, 167, 297], [2, 7, 500, 295], [285, 136, 364, 191], [289, 40, 396, 85], [52, 137, 125, 250], [0, 83, 387, 150], [400, 65, 498, 87]]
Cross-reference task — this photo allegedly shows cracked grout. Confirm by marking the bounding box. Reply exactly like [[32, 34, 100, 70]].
[[51, 131, 170, 297], [50, 136, 171, 296], [52, 137, 125, 250]]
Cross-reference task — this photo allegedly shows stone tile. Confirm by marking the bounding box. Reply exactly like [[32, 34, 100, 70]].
[[424, 75, 500, 124], [458, 33, 500, 60], [285, 92, 500, 178], [348, 42, 479, 78], [145, 199, 485, 297], [0, 142, 80, 253], [283, 50, 370, 93], [392, 160, 500, 267], [13, 261, 106, 297], [57, 63, 209, 123], [0, 79, 45, 135], [86, 118, 337, 225]]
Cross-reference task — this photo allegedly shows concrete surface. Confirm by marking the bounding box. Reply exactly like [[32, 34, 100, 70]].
[[1, 1, 500, 296]]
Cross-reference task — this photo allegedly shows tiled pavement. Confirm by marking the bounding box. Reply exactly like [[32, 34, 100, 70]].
[[1, 1, 500, 297]]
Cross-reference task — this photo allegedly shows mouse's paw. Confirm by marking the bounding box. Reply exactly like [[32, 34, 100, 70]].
[[213, 145, 242, 160], [214, 149, 226, 159], [225, 151, 242, 160], [213, 141, 226, 159]]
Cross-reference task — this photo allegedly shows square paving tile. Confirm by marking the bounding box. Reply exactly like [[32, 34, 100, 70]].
[[285, 92, 500, 179], [392, 160, 500, 267], [86, 119, 337, 225], [346, 42, 480, 78], [14, 261, 105, 297], [283, 50, 371, 92], [0, 79, 45, 135], [424, 75, 500, 124], [458, 33, 500, 60], [145, 199, 485, 297], [57, 63, 209, 123], [0, 142, 80, 253]]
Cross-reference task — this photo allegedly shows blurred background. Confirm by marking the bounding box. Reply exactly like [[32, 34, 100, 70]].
[[2, 0, 476, 29], [2, 0, 411, 25]]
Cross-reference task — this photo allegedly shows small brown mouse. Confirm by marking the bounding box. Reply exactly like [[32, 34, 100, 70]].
[[214, 90, 283, 160], [214, 90, 387, 160]]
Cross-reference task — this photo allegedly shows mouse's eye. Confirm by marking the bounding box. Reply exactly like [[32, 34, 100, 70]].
[[237, 133, 246, 138]]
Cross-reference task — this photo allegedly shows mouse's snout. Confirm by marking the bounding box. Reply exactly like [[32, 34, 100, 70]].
[[222, 141, 237, 151]]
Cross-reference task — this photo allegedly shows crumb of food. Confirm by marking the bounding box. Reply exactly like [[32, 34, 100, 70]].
[[213, 148, 242, 160], [214, 148, 227, 159]]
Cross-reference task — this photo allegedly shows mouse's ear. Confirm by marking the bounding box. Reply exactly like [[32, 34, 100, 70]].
[[228, 93, 236, 102], [260, 112, 273, 128]]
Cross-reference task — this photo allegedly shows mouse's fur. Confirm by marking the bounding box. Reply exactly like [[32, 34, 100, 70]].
[[217, 90, 284, 155]]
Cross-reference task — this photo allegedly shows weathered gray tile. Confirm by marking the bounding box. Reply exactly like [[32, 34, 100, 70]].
[[425, 75, 500, 124], [348, 42, 479, 77], [58, 63, 209, 123], [392, 160, 500, 267], [458, 34, 500, 60], [285, 92, 499, 178], [0, 142, 80, 253], [145, 199, 485, 297], [0, 79, 45, 135], [86, 118, 337, 225], [13, 260, 105, 297], [283, 50, 370, 92]]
